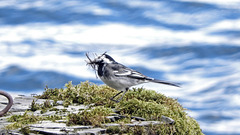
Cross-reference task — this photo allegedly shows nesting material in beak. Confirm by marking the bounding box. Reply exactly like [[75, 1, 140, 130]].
[[85, 53, 98, 78]]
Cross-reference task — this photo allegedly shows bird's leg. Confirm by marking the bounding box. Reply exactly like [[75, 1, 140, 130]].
[[110, 91, 123, 102], [115, 88, 129, 103]]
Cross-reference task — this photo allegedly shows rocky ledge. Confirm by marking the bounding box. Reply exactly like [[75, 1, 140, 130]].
[[1, 95, 174, 135], [0, 81, 203, 134]]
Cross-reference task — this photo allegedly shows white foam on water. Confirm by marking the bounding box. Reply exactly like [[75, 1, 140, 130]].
[[1, 19, 240, 48], [176, 0, 240, 9], [0, 54, 96, 79], [124, 0, 240, 10], [201, 118, 240, 134], [0, 0, 113, 15]]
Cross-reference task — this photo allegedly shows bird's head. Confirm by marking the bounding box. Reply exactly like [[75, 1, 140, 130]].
[[86, 52, 115, 70]]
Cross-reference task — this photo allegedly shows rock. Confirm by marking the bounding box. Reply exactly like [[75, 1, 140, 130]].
[[66, 104, 88, 113], [55, 120, 67, 123], [35, 98, 54, 105], [31, 128, 70, 135], [30, 121, 93, 129], [107, 114, 146, 122], [56, 101, 63, 105], [9, 95, 34, 112], [0, 117, 12, 130], [1, 94, 177, 135], [106, 115, 126, 122], [1, 130, 21, 135], [103, 121, 163, 127], [54, 105, 65, 110], [43, 111, 57, 116], [127, 121, 162, 127], [103, 123, 120, 127], [32, 127, 106, 135], [30, 121, 66, 129], [106, 116, 117, 122], [131, 116, 146, 121], [33, 110, 42, 115], [68, 125, 93, 130], [0, 94, 9, 109], [30, 121, 104, 135], [30, 121, 96, 135], [161, 115, 175, 124], [76, 128, 106, 135]]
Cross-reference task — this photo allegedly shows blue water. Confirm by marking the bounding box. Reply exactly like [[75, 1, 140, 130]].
[[1, 0, 240, 134]]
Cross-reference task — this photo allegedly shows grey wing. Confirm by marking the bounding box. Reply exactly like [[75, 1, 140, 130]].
[[111, 63, 153, 80], [109, 63, 180, 87]]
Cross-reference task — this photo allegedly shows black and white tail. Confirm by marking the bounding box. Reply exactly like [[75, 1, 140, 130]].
[[149, 78, 180, 87]]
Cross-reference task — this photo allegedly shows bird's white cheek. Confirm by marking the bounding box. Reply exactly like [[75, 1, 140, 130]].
[[103, 58, 113, 64]]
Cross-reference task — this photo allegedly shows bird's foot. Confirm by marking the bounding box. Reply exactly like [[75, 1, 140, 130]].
[[110, 98, 120, 103]]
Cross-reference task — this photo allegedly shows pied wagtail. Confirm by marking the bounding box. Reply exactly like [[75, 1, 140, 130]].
[[86, 52, 180, 103]]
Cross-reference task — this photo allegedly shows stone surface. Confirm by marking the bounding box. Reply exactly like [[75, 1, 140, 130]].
[[30, 121, 103, 135], [30, 121, 67, 129], [161, 115, 175, 124], [76, 128, 106, 135], [131, 116, 146, 121], [0, 94, 175, 134], [31, 128, 70, 135], [0, 94, 9, 111], [56, 100, 63, 105], [103, 121, 163, 127], [9, 95, 37, 112], [106, 115, 126, 122]]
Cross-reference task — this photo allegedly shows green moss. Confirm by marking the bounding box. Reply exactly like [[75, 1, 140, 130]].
[[106, 126, 128, 134], [106, 124, 177, 135], [30, 98, 54, 114], [67, 106, 112, 126], [6, 112, 44, 130], [37, 81, 117, 107], [46, 115, 63, 122], [19, 126, 31, 135], [106, 126, 121, 134], [115, 90, 203, 134], [7, 81, 203, 134], [30, 99, 40, 112], [39, 81, 203, 134]]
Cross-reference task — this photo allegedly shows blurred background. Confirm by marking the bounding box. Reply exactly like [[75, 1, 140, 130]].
[[0, 0, 240, 134]]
